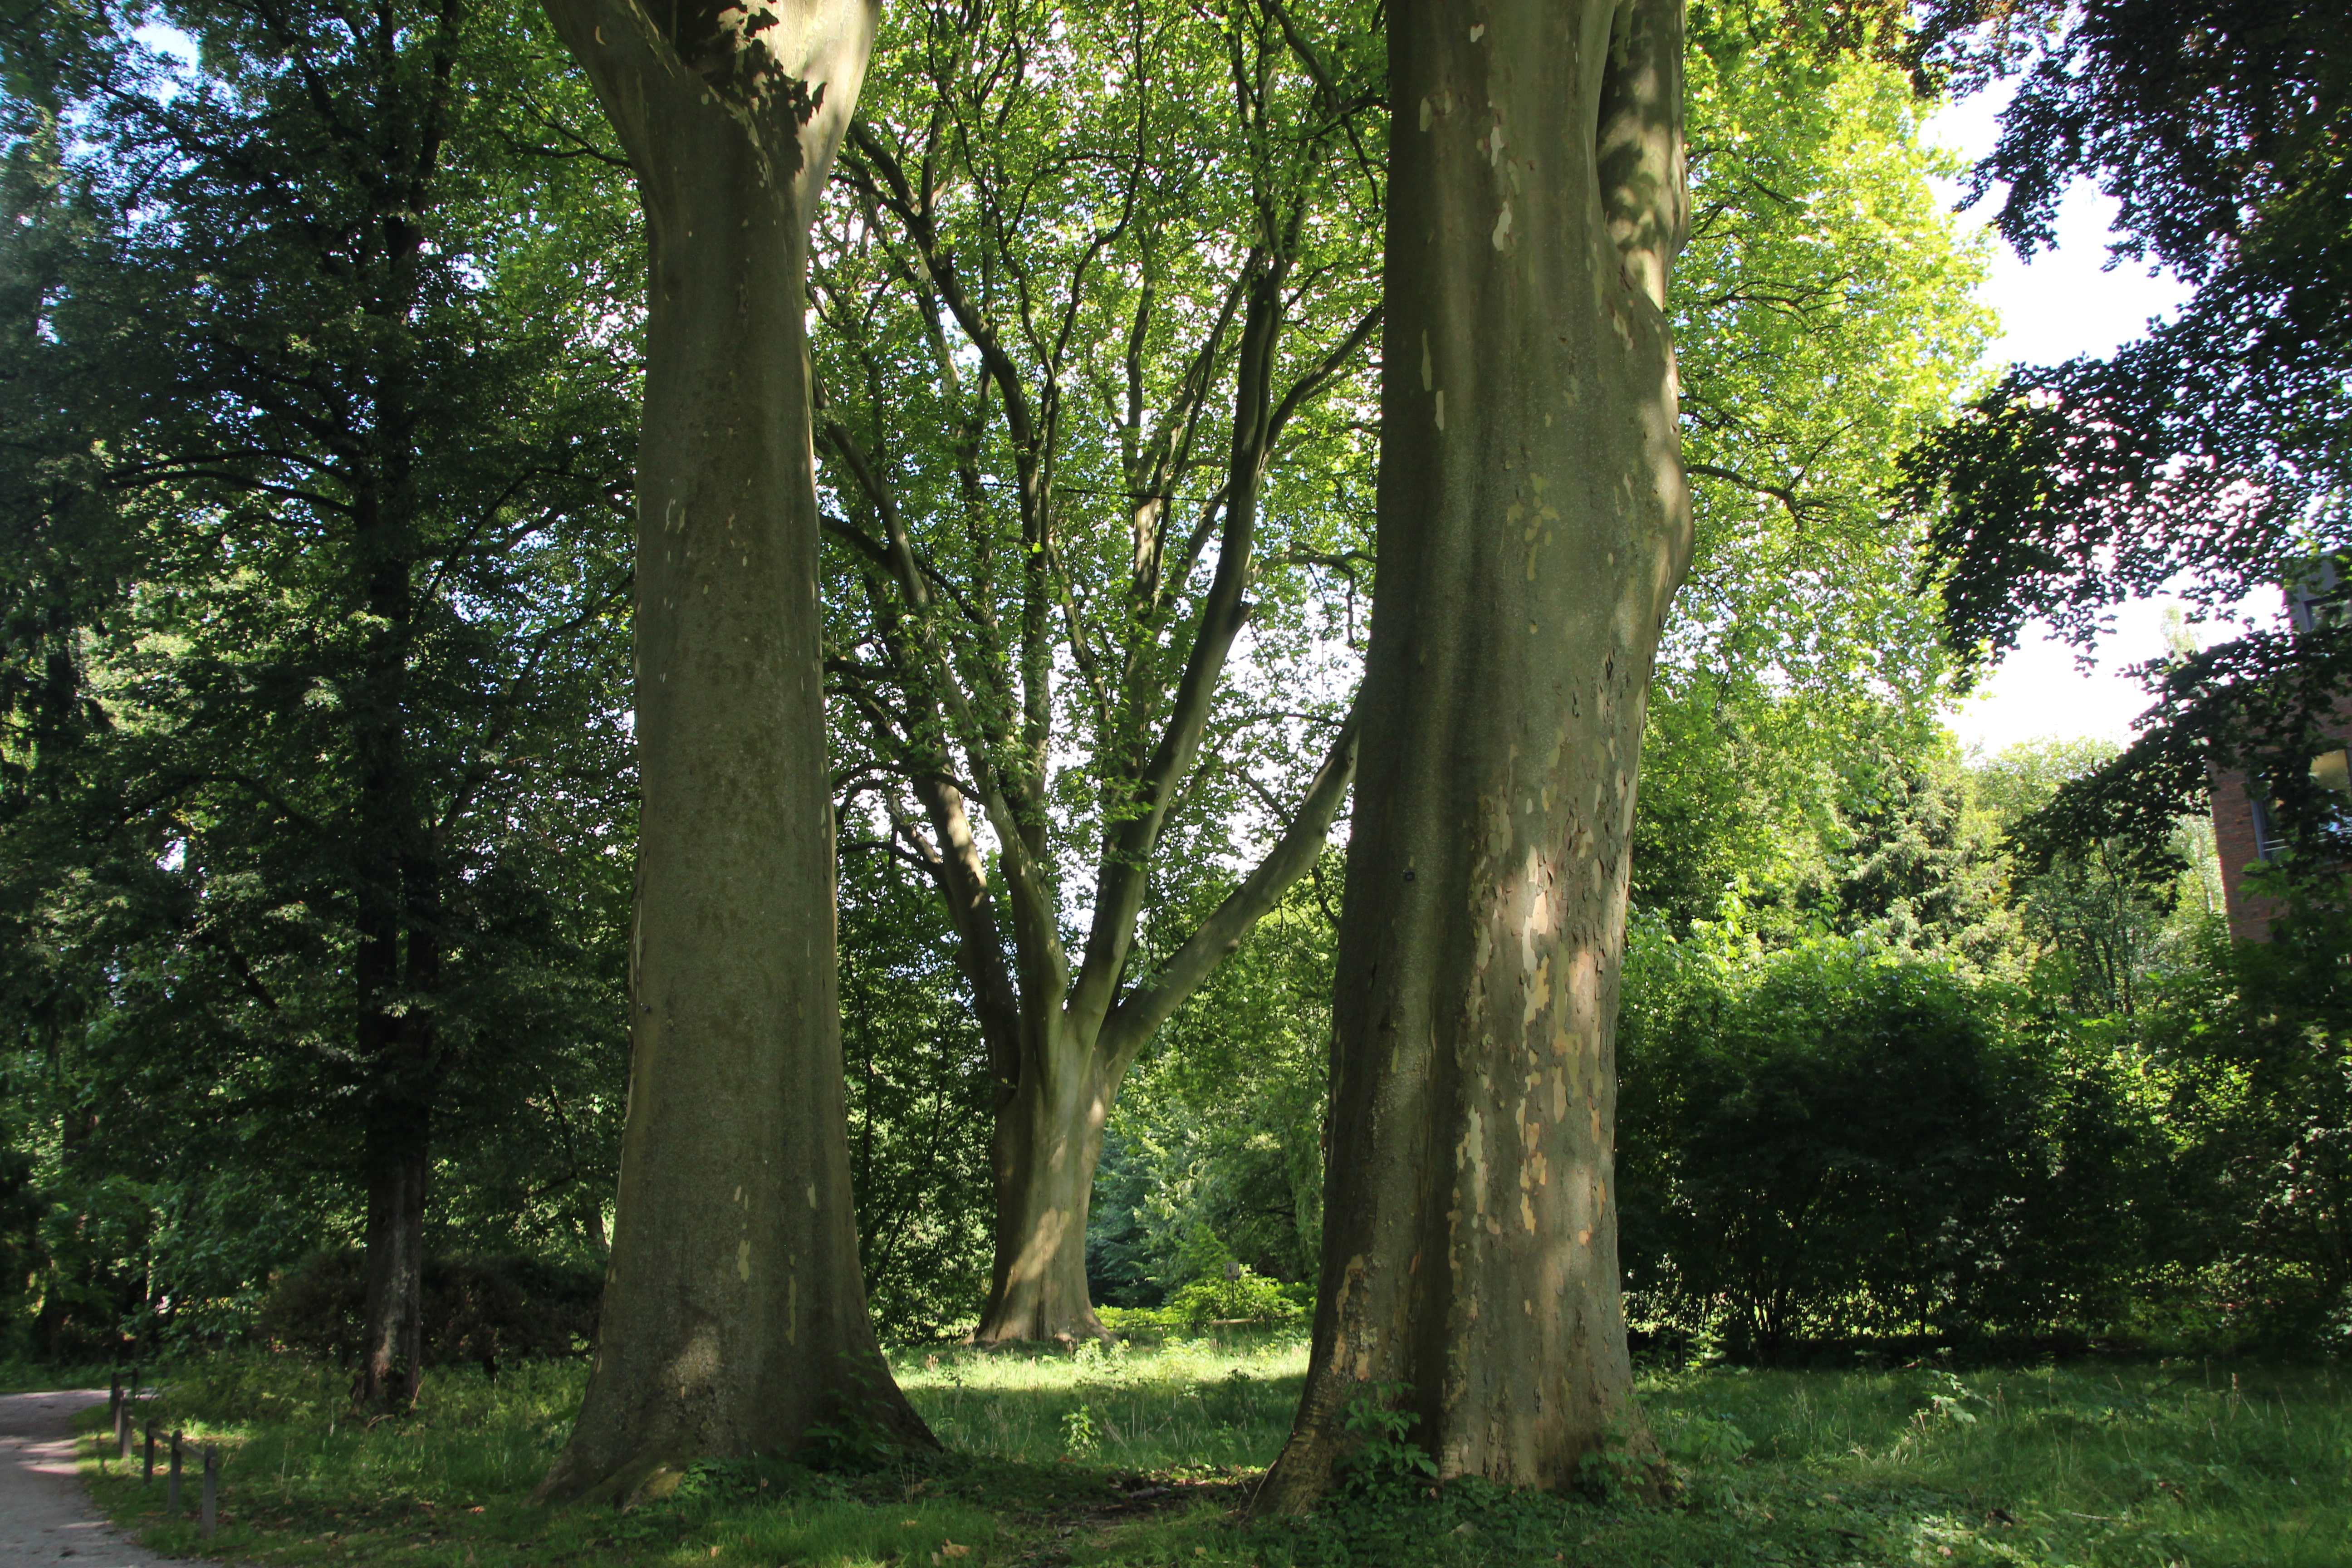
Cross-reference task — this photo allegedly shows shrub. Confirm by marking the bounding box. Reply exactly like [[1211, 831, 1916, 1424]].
[[258, 1249, 602, 1371], [2137, 902, 2352, 1349], [1165, 1266, 1303, 1327], [1617, 925, 2166, 1355]]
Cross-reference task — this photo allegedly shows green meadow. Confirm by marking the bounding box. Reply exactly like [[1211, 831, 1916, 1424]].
[[81, 1338, 2350, 1568]]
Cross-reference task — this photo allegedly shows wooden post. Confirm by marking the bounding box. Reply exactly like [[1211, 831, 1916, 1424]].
[[117, 1398, 131, 1460], [167, 1430, 182, 1513], [143, 1420, 157, 1482], [201, 1444, 217, 1539]]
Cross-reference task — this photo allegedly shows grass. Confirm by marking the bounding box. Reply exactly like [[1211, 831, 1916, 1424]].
[[75, 1337, 2352, 1567], [892, 1331, 1309, 1471]]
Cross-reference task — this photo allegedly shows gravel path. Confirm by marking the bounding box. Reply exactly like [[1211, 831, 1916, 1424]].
[[0, 1391, 185, 1565]]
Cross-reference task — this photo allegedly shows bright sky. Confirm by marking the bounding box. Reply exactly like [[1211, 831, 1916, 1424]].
[[1918, 91, 2259, 759]]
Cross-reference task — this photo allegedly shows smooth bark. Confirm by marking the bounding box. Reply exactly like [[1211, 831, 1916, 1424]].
[[534, 0, 927, 1504], [1257, 0, 1690, 1509]]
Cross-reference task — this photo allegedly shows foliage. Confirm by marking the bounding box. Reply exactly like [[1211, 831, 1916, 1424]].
[[815, 0, 1377, 904], [1974, 738, 2210, 1014], [0, 0, 2334, 1434], [2004, 620, 2352, 893], [1903, 0, 2350, 647], [809, 0, 1380, 1340], [1616, 924, 2171, 1353], [813, 2, 1375, 987], [1164, 1268, 1302, 1330], [1818, 735, 2018, 970], [1896, 0, 2352, 873], [0, 0, 639, 1354], [1634, 0, 1991, 930], [1090, 868, 1335, 1306], [836, 849, 994, 1340], [1335, 1382, 1436, 1504], [2140, 907, 2352, 1349]]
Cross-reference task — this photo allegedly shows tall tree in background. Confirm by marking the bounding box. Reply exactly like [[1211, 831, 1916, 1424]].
[[534, 0, 929, 1503], [1259, 0, 1690, 1507], [1635, 3, 1991, 936], [816, 0, 1377, 1343], [0, 0, 638, 1397], [1896, 0, 2352, 875]]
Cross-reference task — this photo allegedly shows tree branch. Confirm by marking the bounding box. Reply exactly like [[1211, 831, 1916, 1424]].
[[1098, 710, 1358, 1064]]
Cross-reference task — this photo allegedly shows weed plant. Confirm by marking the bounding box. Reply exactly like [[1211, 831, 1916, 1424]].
[[78, 1340, 2350, 1567]]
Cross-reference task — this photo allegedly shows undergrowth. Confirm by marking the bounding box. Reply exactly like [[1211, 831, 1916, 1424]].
[[75, 1339, 2351, 1567]]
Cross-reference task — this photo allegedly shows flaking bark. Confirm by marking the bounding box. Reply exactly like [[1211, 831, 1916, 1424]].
[[534, 0, 928, 1504], [1257, 0, 1691, 1509]]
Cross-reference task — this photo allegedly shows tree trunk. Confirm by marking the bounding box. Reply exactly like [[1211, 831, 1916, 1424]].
[[975, 1020, 1116, 1343], [353, 797, 436, 1412], [358, 1127, 429, 1409], [1256, 0, 1690, 1510], [534, 0, 928, 1505], [965, 717, 1361, 1346], [357, 926, 434, 1412], [352, 731, 430, 1413]]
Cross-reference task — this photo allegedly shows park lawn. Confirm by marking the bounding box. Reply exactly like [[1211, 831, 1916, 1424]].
[[78, 1335, 2350, 1568]]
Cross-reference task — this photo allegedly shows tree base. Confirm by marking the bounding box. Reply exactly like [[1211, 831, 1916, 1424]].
[[531, 1444, 695, 1510], [534, 1400, 941, 1511]]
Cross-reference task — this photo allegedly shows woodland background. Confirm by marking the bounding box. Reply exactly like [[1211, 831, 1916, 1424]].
[[1, 0, 2344, 1375]]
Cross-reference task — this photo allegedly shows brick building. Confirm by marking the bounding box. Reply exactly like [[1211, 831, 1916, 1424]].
[[2211, 558, 2352, 941]]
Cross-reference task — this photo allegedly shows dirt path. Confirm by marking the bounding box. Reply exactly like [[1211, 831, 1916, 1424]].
[[0, 1391, 185, 1565]]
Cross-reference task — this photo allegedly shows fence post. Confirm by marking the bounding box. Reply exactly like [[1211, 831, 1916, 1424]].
[[117, 1397, 132, 1461], [143, 1420, 157, 1483], [200, 1444, 217, 1540], [107, 1372, 120, 1440], [167, 1430, 183, 1514]]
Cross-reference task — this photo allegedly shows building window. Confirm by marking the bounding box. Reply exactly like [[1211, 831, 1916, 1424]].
[[2314, 747, 2352, 796], [2250, 787, 2284, 862], [2287, 551, 2352, 633], [2250, 752, 2352, 862]]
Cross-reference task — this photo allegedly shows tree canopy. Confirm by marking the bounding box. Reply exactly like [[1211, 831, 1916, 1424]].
[[0, 0, 2339, 1483]]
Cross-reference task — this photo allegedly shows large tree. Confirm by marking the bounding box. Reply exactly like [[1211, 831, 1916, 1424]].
[[1082, 0, 1996, 1317], [532, 0, 929, 1503], [0, 0, 638, 1398], [813, 0, 1377, 1343], [1258, 0, 1690, 1507]]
